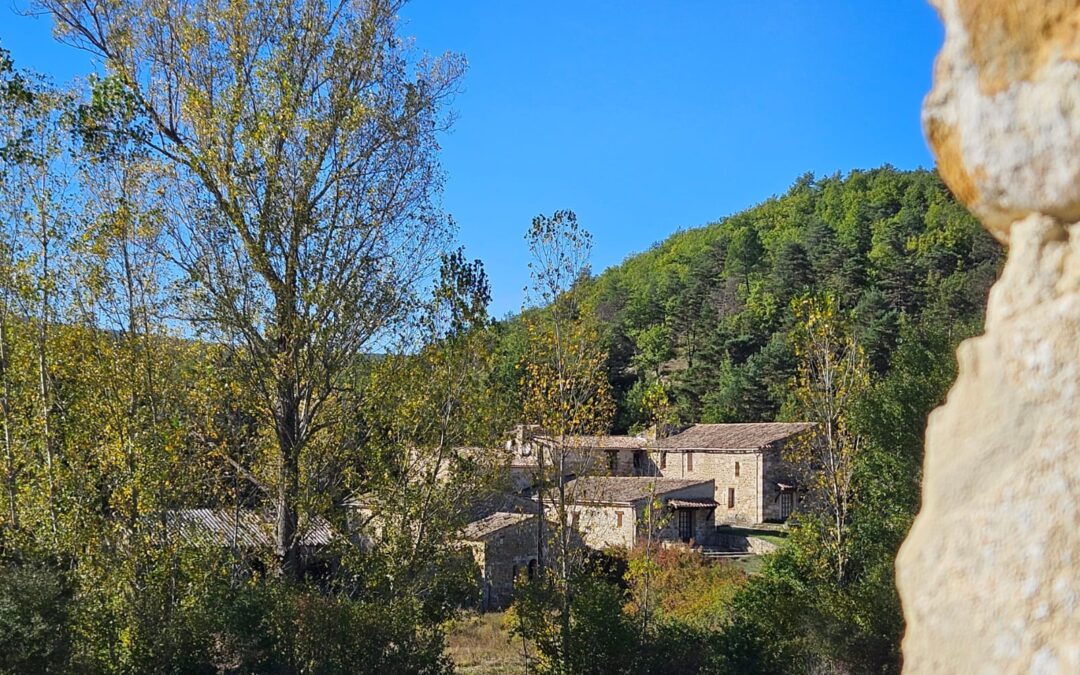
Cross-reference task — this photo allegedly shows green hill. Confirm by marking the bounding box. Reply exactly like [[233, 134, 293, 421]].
[[569, 166, 1003, 431]]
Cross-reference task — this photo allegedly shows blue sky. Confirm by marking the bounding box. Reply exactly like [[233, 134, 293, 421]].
[[2, 1, 943, 318]]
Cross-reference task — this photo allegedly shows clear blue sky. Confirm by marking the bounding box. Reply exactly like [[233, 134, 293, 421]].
[[1, 1, 943, 318]]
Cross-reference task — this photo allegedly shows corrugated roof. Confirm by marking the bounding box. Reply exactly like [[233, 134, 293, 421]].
[[656, 423, 814, 450], [169, 508, 335, 548], [560, 476, 712, 504], [461, 511, 534, 540]]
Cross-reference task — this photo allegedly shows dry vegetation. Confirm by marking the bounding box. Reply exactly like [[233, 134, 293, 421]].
[[446, 612, 527, 675]]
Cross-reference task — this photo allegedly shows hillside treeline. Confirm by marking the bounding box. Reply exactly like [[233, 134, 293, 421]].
[[502, 167, 1002, 431]]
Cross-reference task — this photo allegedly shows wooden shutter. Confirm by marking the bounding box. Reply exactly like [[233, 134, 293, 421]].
[[687, 451, 694, 471]]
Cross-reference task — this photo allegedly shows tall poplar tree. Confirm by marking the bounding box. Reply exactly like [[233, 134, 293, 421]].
[[39, 0, 465, 576]]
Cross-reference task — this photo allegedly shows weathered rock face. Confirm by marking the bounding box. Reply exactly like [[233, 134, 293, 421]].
[[923, 0, 1080, 240], [897, 2, 1080, 673]]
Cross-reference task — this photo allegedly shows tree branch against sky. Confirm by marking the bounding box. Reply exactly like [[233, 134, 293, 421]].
[[36, 0, 465, 577]]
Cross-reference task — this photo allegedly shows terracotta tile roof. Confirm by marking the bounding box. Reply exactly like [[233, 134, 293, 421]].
[[169, 508, 335, 548], [561, 476, 712, 505], [668, 498, 721, 509], [656, 423, 814, 451], [461, 511, 534, 540]]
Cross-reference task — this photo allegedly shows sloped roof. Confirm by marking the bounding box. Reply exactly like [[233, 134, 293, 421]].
[[466, 491, 540, 521], [561, 476, 712, 505], [565, 435, 647, 450], [461, 511, 534, 540], [656, 423, 814, 451], [169, 508, 335, 548], [668, 498, 721, 509], [529, 434, 647, 450]]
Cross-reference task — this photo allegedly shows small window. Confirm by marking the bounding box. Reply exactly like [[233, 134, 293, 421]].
[[660, 451, 667, 469], [633, 450, 643, 469], [616, 511, 623, 528], [607, 451, 618, 472], [727, 487, 736, 508], [735, 461, 740, 477], [528, 559, 537, 579], [572, 512, 580, 528], [687, 451, 694, 471]]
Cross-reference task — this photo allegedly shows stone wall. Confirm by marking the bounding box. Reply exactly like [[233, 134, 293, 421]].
[[472, 520, 539, 611], [897, 2, 1080, 672], [651, 450, 763, 524]]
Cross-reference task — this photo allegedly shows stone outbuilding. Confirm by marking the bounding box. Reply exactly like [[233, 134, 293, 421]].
[[460, 511, 540, 610]]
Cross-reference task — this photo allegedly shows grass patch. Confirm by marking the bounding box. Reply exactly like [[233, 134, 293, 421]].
[[446, 612, 526, 675], [717, 526, 788, 548]]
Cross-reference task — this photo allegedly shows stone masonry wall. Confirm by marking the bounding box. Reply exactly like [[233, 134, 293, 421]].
[[652, 450, 762, 524], [897, 2, 1080, 672]]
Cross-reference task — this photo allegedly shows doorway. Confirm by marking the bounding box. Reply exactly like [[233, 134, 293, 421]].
[[677, 509, 694, 542], [780, 492, 794, 520]]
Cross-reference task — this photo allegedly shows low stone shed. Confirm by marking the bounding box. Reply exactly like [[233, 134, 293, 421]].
[[460, 511, 540, 610]]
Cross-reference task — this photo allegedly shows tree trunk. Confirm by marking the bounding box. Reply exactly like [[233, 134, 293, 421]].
[[274, 378, 302, 580]]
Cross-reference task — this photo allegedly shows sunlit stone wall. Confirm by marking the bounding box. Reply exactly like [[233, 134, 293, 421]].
[[897, 1, 1080, 672]]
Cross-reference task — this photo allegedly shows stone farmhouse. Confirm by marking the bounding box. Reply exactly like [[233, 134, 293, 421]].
[[507, 422, 813, 526], [345, 421, 812, 609]]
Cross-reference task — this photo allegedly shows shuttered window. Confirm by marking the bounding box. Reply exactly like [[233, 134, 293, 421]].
[[616, 511, 623, 528], [735, 461, 740, 477], [687, 451, 694, 471], [727, 488, 736, 508], [660, 451, 667, 469]]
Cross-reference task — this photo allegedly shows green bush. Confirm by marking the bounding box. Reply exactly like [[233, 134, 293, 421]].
[[0, 556, 72, 674]]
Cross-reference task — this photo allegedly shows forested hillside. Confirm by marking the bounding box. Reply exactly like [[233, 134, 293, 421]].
[[550, 167, 1002, 431]]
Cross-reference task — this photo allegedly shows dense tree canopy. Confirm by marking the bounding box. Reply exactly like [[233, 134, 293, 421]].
[[529, 167, 1002, 432]]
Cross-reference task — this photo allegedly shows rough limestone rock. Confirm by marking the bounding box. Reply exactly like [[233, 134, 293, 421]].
[[923, 0, 1080, 240], [897, 2, 1080, 673]]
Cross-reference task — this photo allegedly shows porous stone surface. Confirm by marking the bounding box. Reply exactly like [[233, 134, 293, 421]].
[[898, 2, 1080, 672], [924, 0, 1080, 240], [897, 215, 1080, 674]]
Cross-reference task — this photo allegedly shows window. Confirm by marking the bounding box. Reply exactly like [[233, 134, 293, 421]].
[[735, 461, 740, 477], [687, 451, 694, 471], [616, 511, 623, 528], [607, 451, 618, 472], [633, 450, 643, 470], [660, 451, 667, 469], [727, 487, 736, 508], [572, 512, 580, 528], [528, 559, 537, 579]]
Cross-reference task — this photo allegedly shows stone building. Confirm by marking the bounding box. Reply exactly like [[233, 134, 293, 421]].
[[460, 511, 540, 610], [551, 476, 717, 549], [509, 422, 812, 525], [651, 423, 812, 524]]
